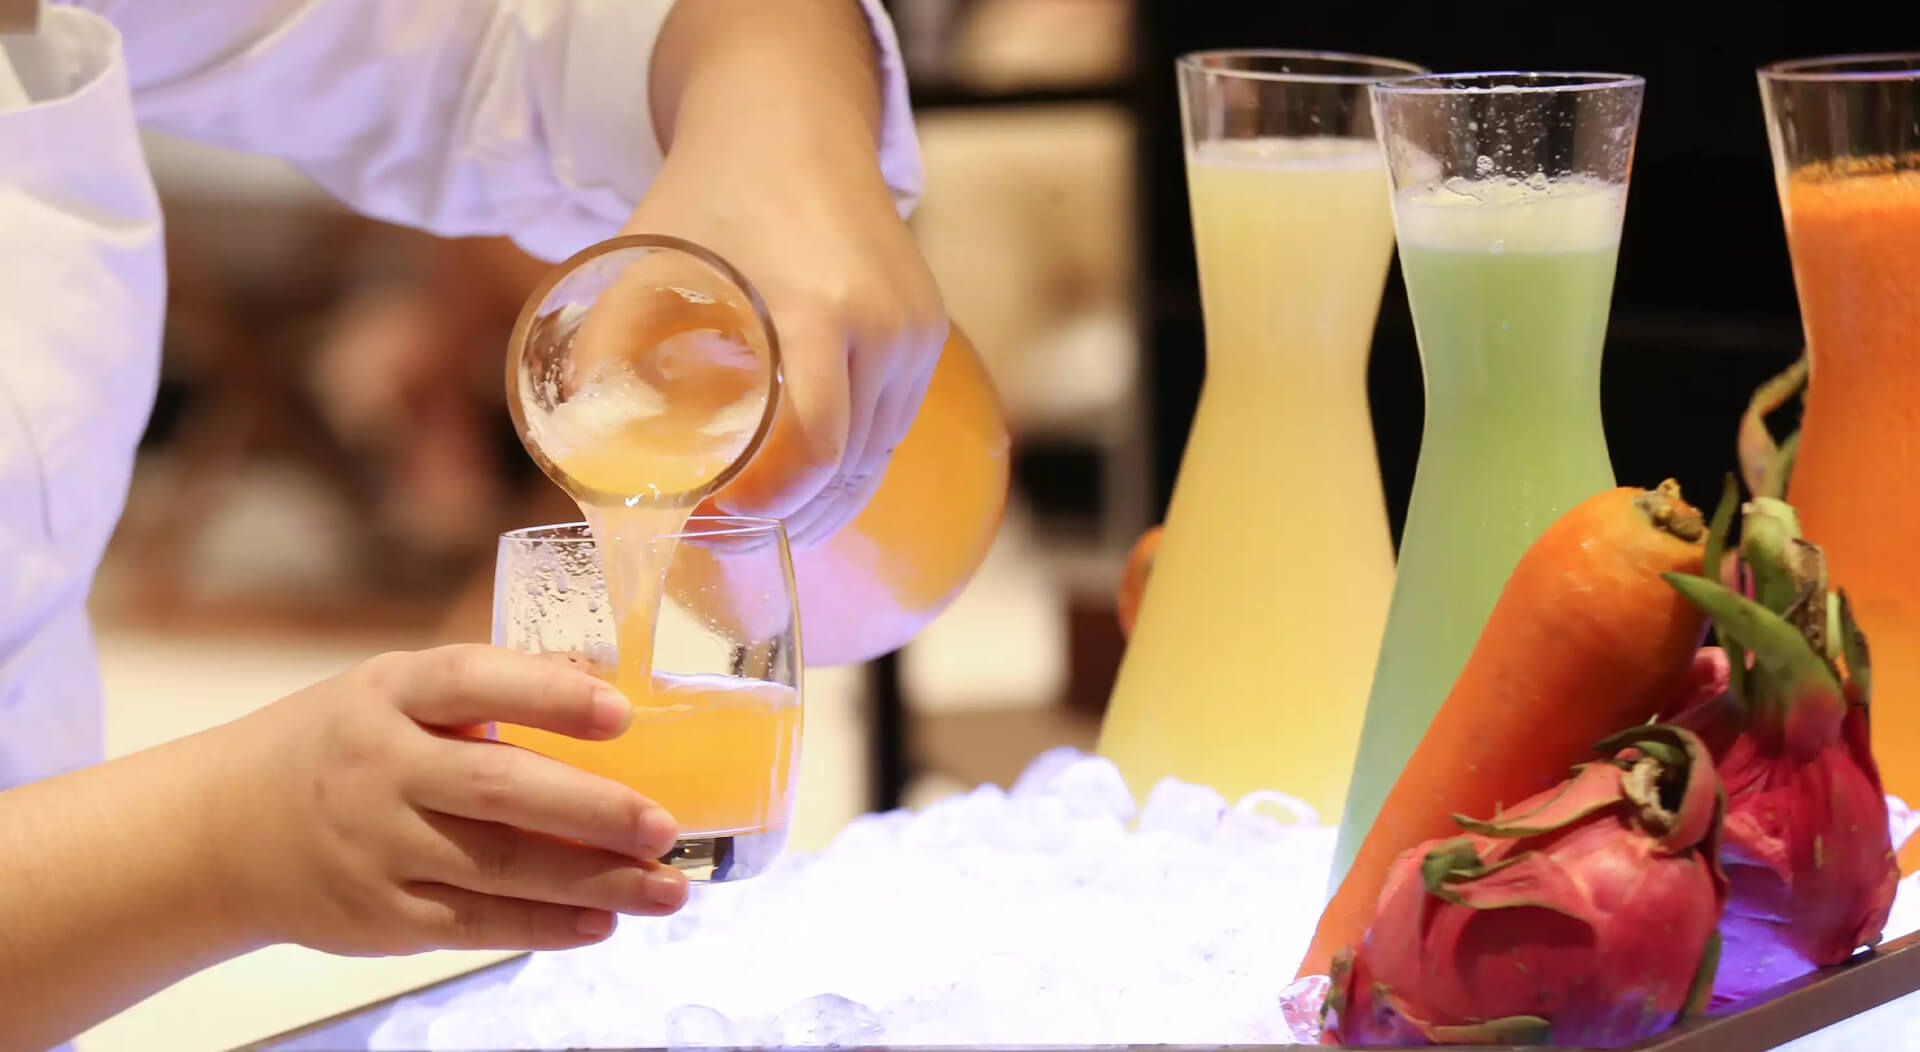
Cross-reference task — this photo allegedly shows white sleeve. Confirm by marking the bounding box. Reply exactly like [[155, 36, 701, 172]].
[[0, 7, 164, 787], [71, 0, 925, 262]]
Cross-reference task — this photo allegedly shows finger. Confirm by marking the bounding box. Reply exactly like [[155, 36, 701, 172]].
[[837, 335, 888, 504], [875, 312, 948, 461], [864, 383, 912, 485], [401, 882, 621, 952], [715, 315, 850, 521], [782, 320, 941, 546], [876, 327, 945, 470], [410, 735, 679, 860], [812, 361, 921, 543], [384, 645, 628, 740], [413, 811, 689, 916], [780, 459, 884, 549]]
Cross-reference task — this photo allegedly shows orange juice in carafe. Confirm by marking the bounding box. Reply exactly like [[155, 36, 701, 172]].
[[1777, 167, 1920, 869], [1759, 54, 1920, 871]]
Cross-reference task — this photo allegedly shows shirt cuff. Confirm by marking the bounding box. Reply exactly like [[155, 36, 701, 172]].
[[519, 0, 674, 261], [855, 0, 926, 219]]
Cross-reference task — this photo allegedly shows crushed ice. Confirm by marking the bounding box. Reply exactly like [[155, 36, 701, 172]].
[[363, 752, 1920, 1050]]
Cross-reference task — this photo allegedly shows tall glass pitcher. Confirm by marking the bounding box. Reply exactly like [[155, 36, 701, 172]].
[[1097, 51, 1423, 822], [1759, 54, 1920, 869], [509, 235, 1011, 667], [1330, 73, 1643, 887]]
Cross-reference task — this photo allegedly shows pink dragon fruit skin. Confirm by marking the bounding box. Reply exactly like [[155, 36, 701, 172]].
[[1660, 492, 1898, 1008], [1323, 726, 1727, 1048], [1689, 700, 1897, 1005]]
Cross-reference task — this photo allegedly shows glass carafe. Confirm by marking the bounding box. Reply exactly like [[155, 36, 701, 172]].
[[1330, 73, 1643, 888], [1759, 53, 1920, 870], [1097, 51, 1423, 822], [508, 235, 1011, 667]]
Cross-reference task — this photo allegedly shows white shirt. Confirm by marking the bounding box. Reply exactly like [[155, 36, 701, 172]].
[[0, 0, 923, 792]]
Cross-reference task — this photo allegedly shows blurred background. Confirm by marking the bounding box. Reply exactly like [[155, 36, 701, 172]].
[[83, 0, 1838, 1046]]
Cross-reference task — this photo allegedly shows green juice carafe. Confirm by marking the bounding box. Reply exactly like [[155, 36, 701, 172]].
[[1329, 72, 1646, 890]]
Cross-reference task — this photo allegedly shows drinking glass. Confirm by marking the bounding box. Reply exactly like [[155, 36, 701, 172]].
[[1332, 72, 1644, 888], [1098, 50, 1424, 824], [491, 518, 803, 883], [1759, 53, 1920, 868]]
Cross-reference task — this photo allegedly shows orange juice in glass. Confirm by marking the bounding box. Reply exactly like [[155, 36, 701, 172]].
[[1760, 53, 1920, 869], [492, 518, 802, 882]]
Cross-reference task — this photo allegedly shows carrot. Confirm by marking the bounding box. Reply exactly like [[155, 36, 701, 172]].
[[1116, 526, 1163, 639], [1297, 480, 1709, 981]]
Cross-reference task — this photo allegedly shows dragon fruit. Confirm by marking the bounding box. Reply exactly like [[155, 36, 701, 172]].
[[1660, 489, 1898, 1007], [1322, 726, 1727, 1048]]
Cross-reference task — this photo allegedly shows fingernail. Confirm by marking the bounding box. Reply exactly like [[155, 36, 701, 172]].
[[646, 867, 689, 908], [576, 911, 615, 938], [590, 687, 631, 735]]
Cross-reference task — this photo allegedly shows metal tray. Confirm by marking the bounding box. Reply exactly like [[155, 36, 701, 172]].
[[236, 930, 1920, 1052]]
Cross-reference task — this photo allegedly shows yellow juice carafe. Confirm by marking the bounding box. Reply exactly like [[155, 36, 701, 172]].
[[1096, 50, 1420, 820]]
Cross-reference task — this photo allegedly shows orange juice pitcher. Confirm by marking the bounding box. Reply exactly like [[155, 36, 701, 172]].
[[1760, 54, 1920, 869], [508, 235, 1011, 667]]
